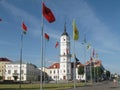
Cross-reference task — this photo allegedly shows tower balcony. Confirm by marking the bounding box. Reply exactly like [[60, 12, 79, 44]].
[[59, 54, 71, 57]]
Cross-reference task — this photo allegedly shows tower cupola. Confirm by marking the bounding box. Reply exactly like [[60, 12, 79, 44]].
[[61, 23, 69, 37]]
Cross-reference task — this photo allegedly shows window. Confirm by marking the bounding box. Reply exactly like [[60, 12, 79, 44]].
[[50, 70, 52, 74], [67, 69, 69, 73], [68, 65, 69, 68], [7, 77, 11, 80], [64, 70, 65, 73], [21, 70, 24, 74], [14, 65, 18, 67], [22, 76, 24, 80], [57, 70, 59, 74], [14, 70, 17, 74], [8, 70, 11, 74], [54, 70, 55, 74], [82, 75, 83, 78]]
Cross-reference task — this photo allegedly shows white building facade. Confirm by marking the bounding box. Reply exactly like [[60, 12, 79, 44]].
[[0, 58, 11, 80], [47, 63, 59, 81], [5, 62, 40, 81]]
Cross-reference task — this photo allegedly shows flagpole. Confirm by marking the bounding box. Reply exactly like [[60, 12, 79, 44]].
[[40, 17, 44, 90], [40, 0, 44, 90], [90, 49, 92, 84], [83, 34, 87, 84], [94, 57, 95, 83], [57, 45, 59, 84], [93, 49, 95, 83], [84, 43, 86, 84], [55, 41, 59, 86], [43, 38, 46, 84], [72, 19, 79, 89], [19, 32, 23, 89], [73, 40, 76, 89]]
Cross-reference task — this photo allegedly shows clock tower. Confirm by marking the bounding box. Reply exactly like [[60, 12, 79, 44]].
[[59, 24, 71, 80]]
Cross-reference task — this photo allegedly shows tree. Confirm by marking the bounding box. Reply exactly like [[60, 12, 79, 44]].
[[91, 66, 104, 78], [96, 67, 104, 77], [78, 65, 84, 75], [0, 76, 2, 80]]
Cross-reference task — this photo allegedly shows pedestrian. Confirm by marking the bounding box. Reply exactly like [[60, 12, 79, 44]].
[[113, 78, 117, 87]]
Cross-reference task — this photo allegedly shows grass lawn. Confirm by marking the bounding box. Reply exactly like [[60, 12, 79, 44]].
[[0, 82, 89, 90]]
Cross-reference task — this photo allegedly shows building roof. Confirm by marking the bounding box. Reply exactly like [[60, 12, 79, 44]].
[[48, 63, 60, 69], [6, 61, 25, 64], [86, 59, 102, 66], [48, 62, 84, 69], [0, 57, 12, 62], [47, 59, 103, 69]]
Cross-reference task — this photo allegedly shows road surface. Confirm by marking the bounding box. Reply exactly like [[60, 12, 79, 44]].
[[66, 81, 120, 90]]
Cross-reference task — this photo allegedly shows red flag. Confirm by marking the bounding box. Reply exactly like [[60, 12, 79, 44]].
[[44, 33, 49, 41], [22, 22, 27, 34], [55, 41, 59, 48], [42, 2, 55, 23]]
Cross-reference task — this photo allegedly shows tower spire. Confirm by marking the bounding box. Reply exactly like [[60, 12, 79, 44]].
[[64, 22, 66, 33], [61, 22, 69, 36]]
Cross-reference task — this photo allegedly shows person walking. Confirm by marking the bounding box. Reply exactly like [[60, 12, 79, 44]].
[[113, 78, 117, 87]]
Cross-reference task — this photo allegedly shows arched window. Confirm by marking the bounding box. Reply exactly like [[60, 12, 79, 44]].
[[54, 70, 55, 74]]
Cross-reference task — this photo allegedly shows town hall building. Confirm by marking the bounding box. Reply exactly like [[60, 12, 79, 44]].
[[46, 24, 105, 82], [46, 24, 85, 81]]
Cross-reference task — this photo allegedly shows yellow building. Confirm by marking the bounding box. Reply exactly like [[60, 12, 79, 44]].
[[0, 58, 11, 80]]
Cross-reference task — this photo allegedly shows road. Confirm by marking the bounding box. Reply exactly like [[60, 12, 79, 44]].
[[66, 81, 120, 90]]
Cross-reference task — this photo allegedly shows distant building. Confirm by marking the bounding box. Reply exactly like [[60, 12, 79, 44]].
[[85, 59, 105, 80], [5, 61, 40, 81], [0, 58, 12, 80]]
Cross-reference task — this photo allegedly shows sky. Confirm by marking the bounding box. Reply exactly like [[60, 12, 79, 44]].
[[0, 0, 120, 74]]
